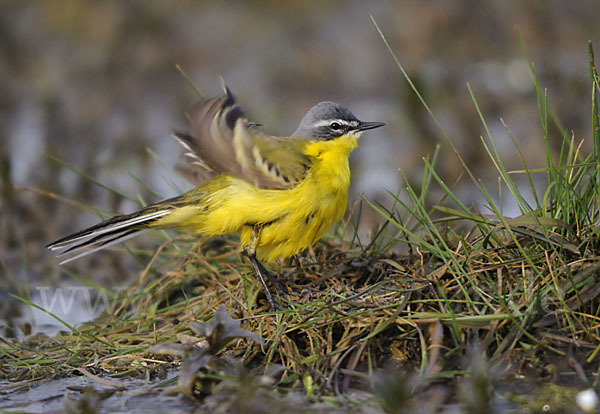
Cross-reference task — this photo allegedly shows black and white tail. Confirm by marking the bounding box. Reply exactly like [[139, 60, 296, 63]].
[[46, 208, 172, 264]]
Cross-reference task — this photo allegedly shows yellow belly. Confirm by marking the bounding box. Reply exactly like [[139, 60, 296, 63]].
[[156, 135, 357, 262], [242, 175, 348, 262]]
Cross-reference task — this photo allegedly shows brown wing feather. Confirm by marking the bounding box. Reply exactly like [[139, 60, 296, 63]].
[[173, 132, 217, 185], [174, 85, 311, 190]]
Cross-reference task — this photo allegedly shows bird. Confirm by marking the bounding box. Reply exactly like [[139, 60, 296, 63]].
[[46, 82, 385, 309]]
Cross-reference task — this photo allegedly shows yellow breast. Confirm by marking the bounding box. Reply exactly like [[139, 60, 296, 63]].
[[250, 134, 358, 261]]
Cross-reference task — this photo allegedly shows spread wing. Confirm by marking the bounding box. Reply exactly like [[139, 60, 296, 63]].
[[173, 84, 311, 190]]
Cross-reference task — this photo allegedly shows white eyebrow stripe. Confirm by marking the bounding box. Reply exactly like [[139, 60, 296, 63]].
[[311, 119, 354, 128]]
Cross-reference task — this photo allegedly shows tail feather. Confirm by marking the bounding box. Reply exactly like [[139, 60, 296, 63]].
[[53, 229, 145, 265], [47, 209, 171, 264]]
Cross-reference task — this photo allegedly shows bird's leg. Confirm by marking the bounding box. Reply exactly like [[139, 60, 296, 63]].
[[246, 252, 278, 310], [243, 228, 285, 310]]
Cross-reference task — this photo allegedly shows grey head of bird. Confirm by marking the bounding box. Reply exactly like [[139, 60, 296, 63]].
[[291, 101, 385, 141]]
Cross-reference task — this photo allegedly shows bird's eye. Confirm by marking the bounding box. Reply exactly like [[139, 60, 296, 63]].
[[330, 122, 342, 130]]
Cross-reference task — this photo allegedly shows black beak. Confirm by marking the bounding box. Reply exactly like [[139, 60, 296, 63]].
[[356, 121, 385, 132]]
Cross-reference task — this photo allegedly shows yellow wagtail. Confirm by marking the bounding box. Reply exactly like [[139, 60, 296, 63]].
[[47, 83, 384, 309]]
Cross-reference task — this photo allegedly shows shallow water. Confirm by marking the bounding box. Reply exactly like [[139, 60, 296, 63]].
[[0, 370, 197, 414]]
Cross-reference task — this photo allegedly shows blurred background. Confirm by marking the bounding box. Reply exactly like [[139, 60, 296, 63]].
[[1, 0, 600, 334]]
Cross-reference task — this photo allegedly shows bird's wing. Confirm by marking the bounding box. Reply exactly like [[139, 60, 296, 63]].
[[173, 85, 311, 190]]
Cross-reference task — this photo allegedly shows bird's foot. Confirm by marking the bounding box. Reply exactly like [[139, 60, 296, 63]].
[[244, 251, 287, 311]]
